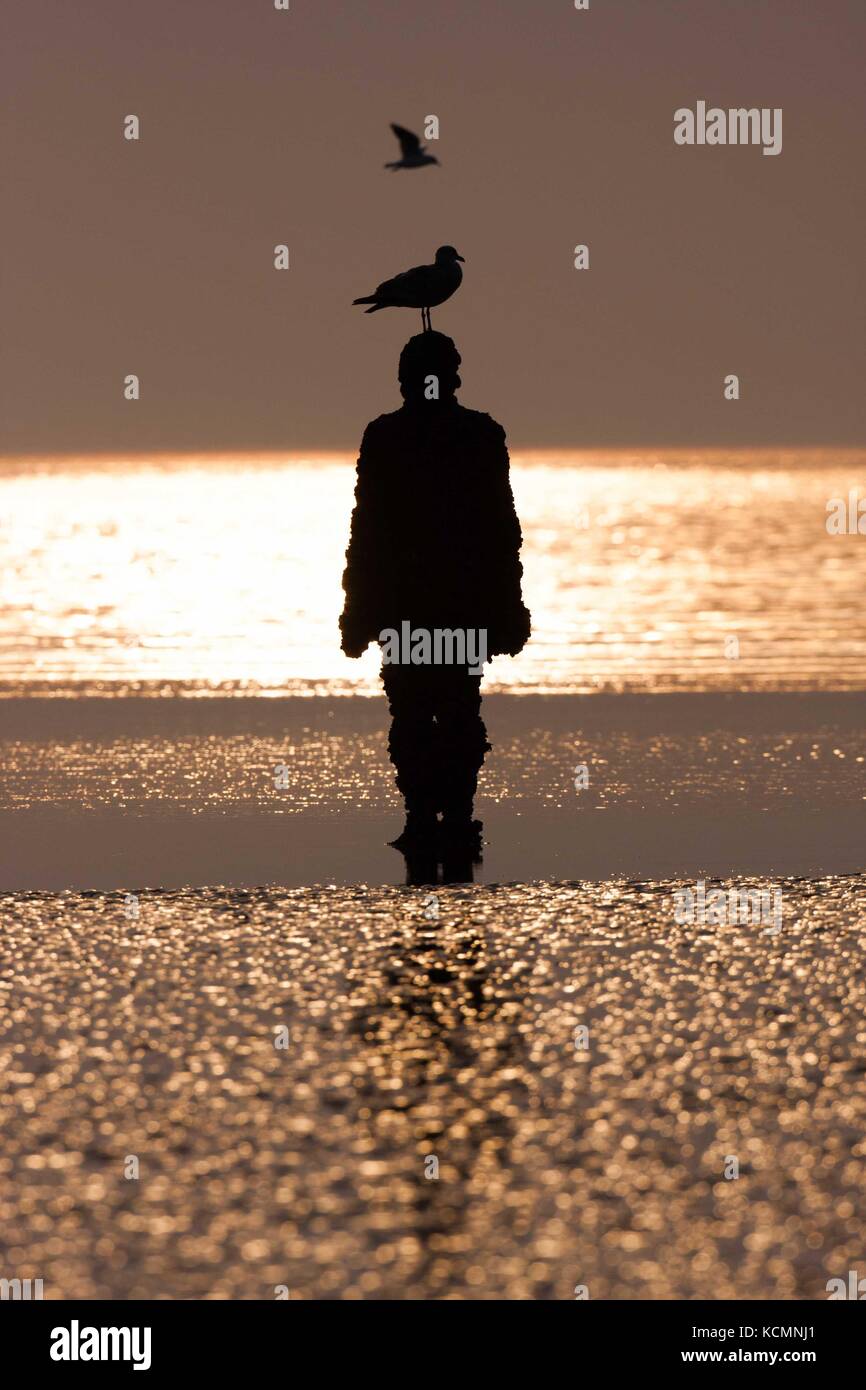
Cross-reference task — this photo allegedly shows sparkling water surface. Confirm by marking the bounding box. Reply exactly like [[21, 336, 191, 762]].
[[2, 450, 864, 695]]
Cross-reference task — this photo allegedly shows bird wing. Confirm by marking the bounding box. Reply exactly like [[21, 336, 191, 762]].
[[371, 263, 431, 305], [390, 124, 422, 157]]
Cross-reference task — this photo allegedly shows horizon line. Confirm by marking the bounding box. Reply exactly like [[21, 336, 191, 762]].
[[2, 445, 866, 469]]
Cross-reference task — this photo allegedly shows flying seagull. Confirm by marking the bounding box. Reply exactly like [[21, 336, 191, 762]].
[[353, 246, 464, 331], [385, 123, 439, 171]]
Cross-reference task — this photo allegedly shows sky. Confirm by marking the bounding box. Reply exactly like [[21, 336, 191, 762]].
[[2, 0, 865, 454]]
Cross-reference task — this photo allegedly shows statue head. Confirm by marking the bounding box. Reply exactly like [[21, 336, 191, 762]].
[[398, 331, 461, 404]]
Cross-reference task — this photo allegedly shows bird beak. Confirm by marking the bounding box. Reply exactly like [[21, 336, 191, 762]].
[[456, 254, 465, 262]]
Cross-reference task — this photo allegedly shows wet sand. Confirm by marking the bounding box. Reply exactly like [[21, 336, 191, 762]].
[[1, 878, 865, 1300], [1, 692, 864, 888], [2, 692, 864, 1300]]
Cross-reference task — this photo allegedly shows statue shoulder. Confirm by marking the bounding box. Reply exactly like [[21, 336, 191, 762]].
[[358, 410, 403, 459], [455, 406, 508, 454]]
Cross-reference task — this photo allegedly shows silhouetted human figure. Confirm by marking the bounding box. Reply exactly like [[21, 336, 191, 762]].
[[340, 332, 530, 855]]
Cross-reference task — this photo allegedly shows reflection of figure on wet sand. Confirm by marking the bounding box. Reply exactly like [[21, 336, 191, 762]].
[[398, 833, 480, 888], [345, 896, 512, 1289], [340, 331, 530, 877]]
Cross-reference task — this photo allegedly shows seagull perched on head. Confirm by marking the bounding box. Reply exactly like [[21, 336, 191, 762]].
[[353, 246, 464, 331], [385, 123, 439, 170]]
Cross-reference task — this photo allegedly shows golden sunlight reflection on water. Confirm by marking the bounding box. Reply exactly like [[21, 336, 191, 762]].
[[1, 451, 864, 695]]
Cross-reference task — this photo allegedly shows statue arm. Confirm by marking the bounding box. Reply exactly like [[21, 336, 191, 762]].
[[339, 426, 387, 657], [483, 424, 531, 657]]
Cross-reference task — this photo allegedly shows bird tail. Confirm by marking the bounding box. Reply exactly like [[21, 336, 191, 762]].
[[353, 296, 383, 312]]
